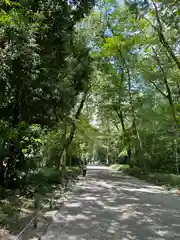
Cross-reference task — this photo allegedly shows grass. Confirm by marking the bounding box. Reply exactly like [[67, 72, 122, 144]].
[[110, 164, 180, 189]]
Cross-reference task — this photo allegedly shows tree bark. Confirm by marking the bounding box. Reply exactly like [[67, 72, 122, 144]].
[[152, 1, 180, 71], [58, 89, 89, 164], [118, 50, 143, 168], [106, 18, 142, 167], [151, 47, 179, 126], [151, 47, 179, 174], [113, 105, 131, 160]]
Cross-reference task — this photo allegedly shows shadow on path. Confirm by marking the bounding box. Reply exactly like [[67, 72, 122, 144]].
[[41, 167, 180, 240]]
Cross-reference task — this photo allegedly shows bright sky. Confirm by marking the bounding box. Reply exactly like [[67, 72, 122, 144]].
[[90, 119, 98, 126], [90, 0, 124, 128], [118, 0, 124, 5]]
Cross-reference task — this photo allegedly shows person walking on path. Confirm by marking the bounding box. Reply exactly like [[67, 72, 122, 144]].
[[81, 159, 87, 177]]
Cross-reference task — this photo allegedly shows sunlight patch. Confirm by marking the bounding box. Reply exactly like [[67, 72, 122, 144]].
[[66, 202, 82, 207], [107, 221, 119, 233], [120, 187, 167, 194]]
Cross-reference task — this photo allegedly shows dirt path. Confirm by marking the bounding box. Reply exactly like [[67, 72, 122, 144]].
[[41, 166, 180, 240]]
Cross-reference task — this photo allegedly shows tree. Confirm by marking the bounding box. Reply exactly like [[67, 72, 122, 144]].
[[79, 0, 180, 172], [0, 0, 96, 190]]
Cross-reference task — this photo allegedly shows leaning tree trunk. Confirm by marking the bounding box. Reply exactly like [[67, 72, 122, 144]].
[[118, 50, 143, 168], [152, 1, 180, 71], [151, 47, 180, 174], [58, 90, 89, 165]]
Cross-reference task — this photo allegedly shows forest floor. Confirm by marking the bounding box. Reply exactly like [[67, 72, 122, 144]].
[[40, 165, 180, 240], [0, 167, 80, 240]]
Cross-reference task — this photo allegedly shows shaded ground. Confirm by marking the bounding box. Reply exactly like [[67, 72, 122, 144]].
[[0, 168, 80, 240], [0, 186, 64, 240], [41, 166, 180, 240]]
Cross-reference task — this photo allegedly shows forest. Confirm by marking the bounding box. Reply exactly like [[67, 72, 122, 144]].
[[0, 0, 180, 236]]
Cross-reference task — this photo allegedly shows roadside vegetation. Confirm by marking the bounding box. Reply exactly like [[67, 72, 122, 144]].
[[0, 0, 95, 235], [0, 0, 180, 237], [110, 164, 180, 189]]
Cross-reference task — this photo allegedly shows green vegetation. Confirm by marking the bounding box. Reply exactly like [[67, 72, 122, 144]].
[[110, 164, 129, 171], [83, 0, 180, 175], [123, 167, 180, 189], [110, 164, 180, 188], [0, 0, 180, 236], [0, 166, 80, 231], [0, 0, 96, 234]]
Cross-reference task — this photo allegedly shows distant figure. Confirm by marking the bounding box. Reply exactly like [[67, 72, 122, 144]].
[[82, 159, 87, 177]]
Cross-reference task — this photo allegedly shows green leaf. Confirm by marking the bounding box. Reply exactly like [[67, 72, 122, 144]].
[[3, 0, 11, 6]]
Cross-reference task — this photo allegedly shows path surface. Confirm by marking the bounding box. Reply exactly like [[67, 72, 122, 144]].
[[41, 166, 180, 240]]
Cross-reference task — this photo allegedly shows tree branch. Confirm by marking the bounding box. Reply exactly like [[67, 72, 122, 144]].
[[151, 0, 180, 71]]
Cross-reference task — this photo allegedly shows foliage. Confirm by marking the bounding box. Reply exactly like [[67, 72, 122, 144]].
[[80, 0, 180, 173], [0, 0, 95, 197], [1, 0, 180, 234], [123, 167, 180, 188]]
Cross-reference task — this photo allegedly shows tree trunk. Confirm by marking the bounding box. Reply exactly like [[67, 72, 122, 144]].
[[152, 1, 180, 71], [57, 122, 67, 169], [118, 50, 143, 168], [106, 19, 142, 167], [113, 106, 132, 166], [151, 47, 179, 174], [58, 90, 89, 163], [128, 74, 143, 168]]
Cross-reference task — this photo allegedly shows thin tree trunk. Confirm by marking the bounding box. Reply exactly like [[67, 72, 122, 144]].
[[128, 73, 143, 167], [151, 47, 179, 174], [152, 1, 180, 71], [113, 106, 132, 165], [13, 89, 20, 127], [114, 108, 126, 134], [57, 122, 67, 169], [58, 90, 89, 163], [118, 50, 143, 168], [106, 19, 142, 167], [151, 47, 179, 126]]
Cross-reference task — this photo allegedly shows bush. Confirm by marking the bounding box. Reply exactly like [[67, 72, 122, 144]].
[[123, 167, 180, 187], [28, 167, 81, 186], [152, 173, 180, 186], [38, 168, 61, 184], [123, 167, 147, 177]]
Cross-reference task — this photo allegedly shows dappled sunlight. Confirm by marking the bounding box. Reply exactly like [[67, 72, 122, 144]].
[[66, 202, 82, 208], [41, 167, 180, 240], [118, 186, 167, 194]]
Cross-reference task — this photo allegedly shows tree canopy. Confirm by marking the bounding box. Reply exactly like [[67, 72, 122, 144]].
[[0, 0, 180, 230]]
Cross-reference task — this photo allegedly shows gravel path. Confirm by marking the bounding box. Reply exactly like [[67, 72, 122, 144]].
[[41, 166, 180, 240]]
